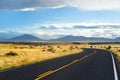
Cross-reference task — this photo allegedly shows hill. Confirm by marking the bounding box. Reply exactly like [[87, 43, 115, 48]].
[[52, 35, 113, 42], [114, 37, 120, 42], [10, 34, 41, 41]]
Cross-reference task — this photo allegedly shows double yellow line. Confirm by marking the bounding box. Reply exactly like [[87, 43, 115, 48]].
[[35, 50, 96, 80]]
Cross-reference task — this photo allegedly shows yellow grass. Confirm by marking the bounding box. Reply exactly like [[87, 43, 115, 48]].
[[0, 44, 82, 71], [110, 48, 120, 61]]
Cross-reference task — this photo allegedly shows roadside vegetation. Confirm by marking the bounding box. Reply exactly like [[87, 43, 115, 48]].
[[110, 47, 120, 61], [0, 43, 83, 71], [89, 44, 120, 61]]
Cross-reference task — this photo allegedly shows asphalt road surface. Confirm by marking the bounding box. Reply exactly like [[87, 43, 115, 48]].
[[0, 49, 119, 80]]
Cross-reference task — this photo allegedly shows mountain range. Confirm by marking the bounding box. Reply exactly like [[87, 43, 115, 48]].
[[9, 34, 41, 41], [0, 34, 119, 42], [52, 35, 112, 42]]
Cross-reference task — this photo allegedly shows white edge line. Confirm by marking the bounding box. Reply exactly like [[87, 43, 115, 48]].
[[110, 51, 119, 80]]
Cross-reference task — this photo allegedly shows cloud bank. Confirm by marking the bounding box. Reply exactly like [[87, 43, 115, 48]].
[[35, 23, 120, 39], [39, 23, 120, 30], [0, 23, 120, 39], [1, 0, 120, 11]]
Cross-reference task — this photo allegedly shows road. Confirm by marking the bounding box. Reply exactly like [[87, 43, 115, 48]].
[[0, 49, 119, 80]]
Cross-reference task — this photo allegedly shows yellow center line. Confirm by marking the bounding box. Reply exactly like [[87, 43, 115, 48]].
[[35, 50, 96, 80]]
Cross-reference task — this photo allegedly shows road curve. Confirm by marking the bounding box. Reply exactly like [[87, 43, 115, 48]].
[[0, 49, 119, 80]]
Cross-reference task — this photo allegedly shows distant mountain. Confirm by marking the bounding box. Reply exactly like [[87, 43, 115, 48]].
[[10, 34, 41, 41], [53, 35, 87, 41], [115, 37, 120, 40], [1, 34, 119, 42], [0, 38, 8, 41], [114, 37, 120, 42], [52, 35, 114, 42]]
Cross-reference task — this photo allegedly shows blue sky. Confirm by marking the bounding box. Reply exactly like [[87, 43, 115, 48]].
[[0, 0, 120, 39]]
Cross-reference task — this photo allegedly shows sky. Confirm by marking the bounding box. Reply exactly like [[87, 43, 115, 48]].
[[0, 0, 120, 39]]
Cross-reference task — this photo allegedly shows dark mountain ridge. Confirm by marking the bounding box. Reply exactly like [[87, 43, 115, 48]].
[[0, 34, 119, 42], [9, 34, 41, 41], [52, 35, 119, 42]]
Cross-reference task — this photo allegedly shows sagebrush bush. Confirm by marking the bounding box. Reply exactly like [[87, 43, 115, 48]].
[[69, 46, 74, 50], [90, 46, 93, 48], [42, 50, 46, 51], [5, 51, 18, 56], [57, 46, 60, 48], [106, 46, 112, 50], [47, 47, 54, 52], [118, 50, 120, 52], [63, 50, 66, 52]]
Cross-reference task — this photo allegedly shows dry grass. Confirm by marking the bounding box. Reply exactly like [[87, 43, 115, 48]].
[[0, 44, 82, 71], [110, 48, 120, 61]]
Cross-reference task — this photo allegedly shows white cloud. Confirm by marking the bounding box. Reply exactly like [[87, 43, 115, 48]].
[[33, 23, 120, 39], [1, 0, 120, 11], [34, 31, 64, 39], [40, 24, 74, 29], [71, 0, 120, 10], [39, 23, 120, 30], [35, 28, 120, 39], [18, 8, 36, 11], [0, 29, 6, 33]]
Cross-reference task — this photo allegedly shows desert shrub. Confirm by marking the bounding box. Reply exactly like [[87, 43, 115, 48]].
[[90, 46, 93, 48], [5, 51, 18, 56], [29, 46, 33, 49], [14, 47, 18, 49], [63, 50, 66, 52], [47, 46, 51, 48], [47, 47, 56, 53], [57, 46, 61, 48], [118, 50, 120, 52], [19, 47, 24, 49], [20, 46, 29, 49], [51, 50, 56, 53], [69, 46, 74, 50], [75, 46, 79, 49], [47, 47, 54, 52], [106, 46, 112, 50], [42, 50, 46, 51]]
